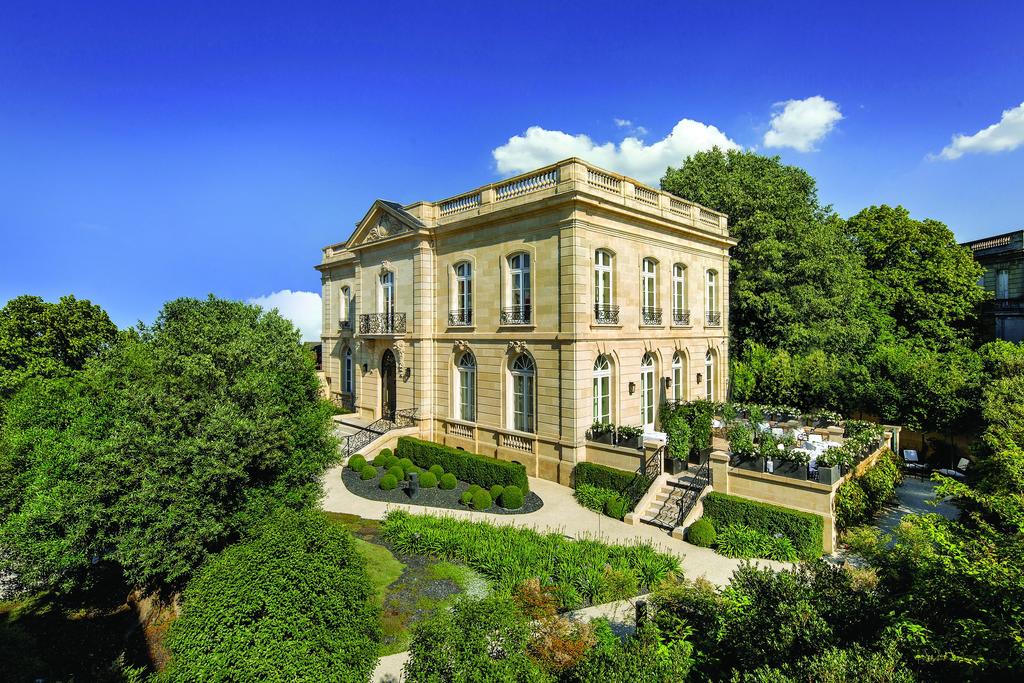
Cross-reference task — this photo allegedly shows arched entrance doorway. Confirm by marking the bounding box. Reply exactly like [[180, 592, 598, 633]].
[[381, 349, 397, 420]]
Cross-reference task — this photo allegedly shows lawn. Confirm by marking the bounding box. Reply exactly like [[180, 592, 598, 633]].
[[324, 511, 490, 656]]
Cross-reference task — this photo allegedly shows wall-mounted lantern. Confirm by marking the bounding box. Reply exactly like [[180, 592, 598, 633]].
[[664, 376, 673, 389], [628, 381, 636, 395], [404, 367, 412, 381], [696, 373, 703, 384]]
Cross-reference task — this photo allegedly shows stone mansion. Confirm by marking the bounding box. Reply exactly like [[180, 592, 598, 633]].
[[316, 158, 732, 485]]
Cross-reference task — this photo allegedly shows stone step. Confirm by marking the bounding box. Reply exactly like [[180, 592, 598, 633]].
[[640, 515, 677, 530]]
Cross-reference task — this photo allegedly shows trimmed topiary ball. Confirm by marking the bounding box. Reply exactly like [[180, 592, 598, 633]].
[[489, 484, 505, 500], [439, 473, 457, 490], [383, 454, 400, 468], [359, 464, 378, 481], [348, 454, 366, 471], [379, 474, 398, 491], [378, 447, 393, 461], [372, 452, 390, 467], [471, 490, 493, 511], [460, 490, 474, 505], [429, 464, 445, 478], [419, 471, 438, 488], [686, 518, 716, 548], [387, 465, 405, 482], [406, 465, 421, 478], [398, 457, 414, 472], [467, 484, 482, 496], [499, 485, 524, 510], [604, 495, 627, 520]]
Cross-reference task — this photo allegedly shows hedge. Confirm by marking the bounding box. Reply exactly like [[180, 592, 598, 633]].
[[700, 492, 823, 560], [573, 461, 651, 509], [834, 448, 902, 530], [159, 508, 379, 682], [396, 437, 529, 493]]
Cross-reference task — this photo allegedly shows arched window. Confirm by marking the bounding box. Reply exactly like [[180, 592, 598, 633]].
[[510, 353, 536, 433], [344, 347, 354, 394], [672, 352, 684, 401], [705, 349, 715, 400], [380, 271, 395, 314], [456, 352, 476, 421], [340, 286, 351, 327], [672, 265, 688, 325], [452, 262, 473, 326], [705, 269, 719, 325], [640, 352, 656, 430], [594, 250, 615, 323], [641, 258, 659, 325], [593, 355, 612, 424], [505, 253, 532, 324]]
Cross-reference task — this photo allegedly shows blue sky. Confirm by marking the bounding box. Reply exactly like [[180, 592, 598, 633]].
[[2, 1, 1022, 339]]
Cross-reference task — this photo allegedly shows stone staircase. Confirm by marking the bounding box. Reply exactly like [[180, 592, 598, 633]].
[[636, 466, 712, 532]]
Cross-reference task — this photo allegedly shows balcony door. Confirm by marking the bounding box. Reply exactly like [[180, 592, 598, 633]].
[[381, 349, 397, 420], [381, 271, 395, 315], [640, 353, 655, 432]]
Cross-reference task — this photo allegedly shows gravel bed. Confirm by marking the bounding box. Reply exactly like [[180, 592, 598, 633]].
[[341, 466, 544, 515]]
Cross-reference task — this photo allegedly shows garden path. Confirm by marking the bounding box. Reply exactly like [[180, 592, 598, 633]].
[[321, 464, 788, 588], [875, 477, 960, 538]]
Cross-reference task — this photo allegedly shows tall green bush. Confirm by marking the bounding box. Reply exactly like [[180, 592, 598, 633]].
[[834, 449, 903, 531], [159, 508, 379, 682], [701, 492, 823, 559], [396, 437, 528, 492]]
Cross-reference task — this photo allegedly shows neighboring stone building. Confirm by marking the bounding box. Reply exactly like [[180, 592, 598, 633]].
[[963, 230, 1024, 342], [315, 158, 733, 485]]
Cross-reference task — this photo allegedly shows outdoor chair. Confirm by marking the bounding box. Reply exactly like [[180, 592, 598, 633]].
[[902, 449, 929, 480], [936, 458, 970, 480]]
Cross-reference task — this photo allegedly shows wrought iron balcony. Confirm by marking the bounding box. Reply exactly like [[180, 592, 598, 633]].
[[672, 309, 691, 326], [706, 310, 722, 326], [500, 305, 532, 325], [641, 307, 662, 325], [594, 304, 619, 324], [448, 309, 473, 327], [358, 312, 407, 335]]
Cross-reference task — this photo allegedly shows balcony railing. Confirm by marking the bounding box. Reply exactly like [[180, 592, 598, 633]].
[[594, 304, 619, 324], [672, 309, 691, 326], [500, 305, 532, 325], [706, 310, 722, 327], [642, 307, 662, 325], [358, 312, 407, 335], [448, 309, 473, 327]]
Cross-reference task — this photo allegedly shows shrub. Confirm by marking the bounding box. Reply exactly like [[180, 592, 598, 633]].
[[574, 483, 619, 513], [348, 454, 366, 471], [471, 490, 493, 511], [378, 447, 393, 461], [574, 462, 637, 492], [386, 465, 404, 481], [439, 473, 457, 490], [499, 485, 524, 510], [766, 535, 799, 562], [359, 464, 378, 481], [467, 484, 482, 496], [405, 465, 420, 478], [687, 518, 716, 547], [489, 484, 505, 500], [604, 495, 628, 520], [396, 436, 529, 492], [398, 457, 414, 472], [429, 464, 445, 478], [372, 452, 390, 467], [701, 492, 823, 559], [665, 413, 692, 461], [834, 479, 870, 530], [384, 454, 399, 468], [419, 471, 438, 488], [834, 449, 903, 531], [379, 474, 398, 491], [460, 491, 474, 505], [715, 525, 771, 559], [160, 508, 379, 682]]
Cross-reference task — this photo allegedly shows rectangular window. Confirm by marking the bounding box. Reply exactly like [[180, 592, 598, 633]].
[[997, 269, 1010, 299]]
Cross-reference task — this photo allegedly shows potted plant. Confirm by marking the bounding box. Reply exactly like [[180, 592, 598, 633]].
[[589, 421, 614, 444], [773, 443, 810, 480], [728, 423, 763, 472], [616, 425, 644, 450], [815, 447, 845, 485], [664, 416, 691, 474]]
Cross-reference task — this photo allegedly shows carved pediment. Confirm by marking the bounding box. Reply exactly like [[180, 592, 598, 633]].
[[365, 212, 409, 244], [347, 200, 425, 249]]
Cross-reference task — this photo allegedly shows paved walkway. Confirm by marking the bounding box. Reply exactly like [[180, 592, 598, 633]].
[[875, 477, 960, 537], [321, 463, 787, 587]]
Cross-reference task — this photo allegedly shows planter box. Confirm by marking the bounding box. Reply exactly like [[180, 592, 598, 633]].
[[771, 459, 808, 480], [665, 457, 687, 475], [817, 465, 842, 486], [589, 432, 614, 445], [616, 435, 643, 450], [735, 456, 765, 473]]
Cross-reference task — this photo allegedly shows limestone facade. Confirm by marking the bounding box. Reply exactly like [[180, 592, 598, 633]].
[[315, 158, 734, 485]]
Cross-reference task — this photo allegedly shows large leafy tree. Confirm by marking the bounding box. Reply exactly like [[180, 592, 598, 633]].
[[846, 205, 987, 350], [0, 295, 117, 405], [661, 148, 875, 357], [0, 296, 337, 592]]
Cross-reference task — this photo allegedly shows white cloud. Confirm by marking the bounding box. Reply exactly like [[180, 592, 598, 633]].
[[248, 289, 322, 341], [613, 118, 632, 128], [763, 96, 843, 152], [492, 119, 740, 185], [935, 101, 1024, 160]]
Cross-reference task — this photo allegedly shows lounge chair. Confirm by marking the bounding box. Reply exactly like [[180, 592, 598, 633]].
[[936, 458, 970, 480]]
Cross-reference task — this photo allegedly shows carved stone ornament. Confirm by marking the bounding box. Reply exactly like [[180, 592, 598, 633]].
[[365, 212, 407, 243], [393, 341, 406, 374], [506, 340, 528, 355], [454, 340, 471, 353], [380, 260, 393, 275]]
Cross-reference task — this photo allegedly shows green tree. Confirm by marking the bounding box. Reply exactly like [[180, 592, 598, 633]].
[[0, 295, 117, 405], [0, 296, 337, 592], [159, 508, 380, 683], [846, 205, 987, 350]]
